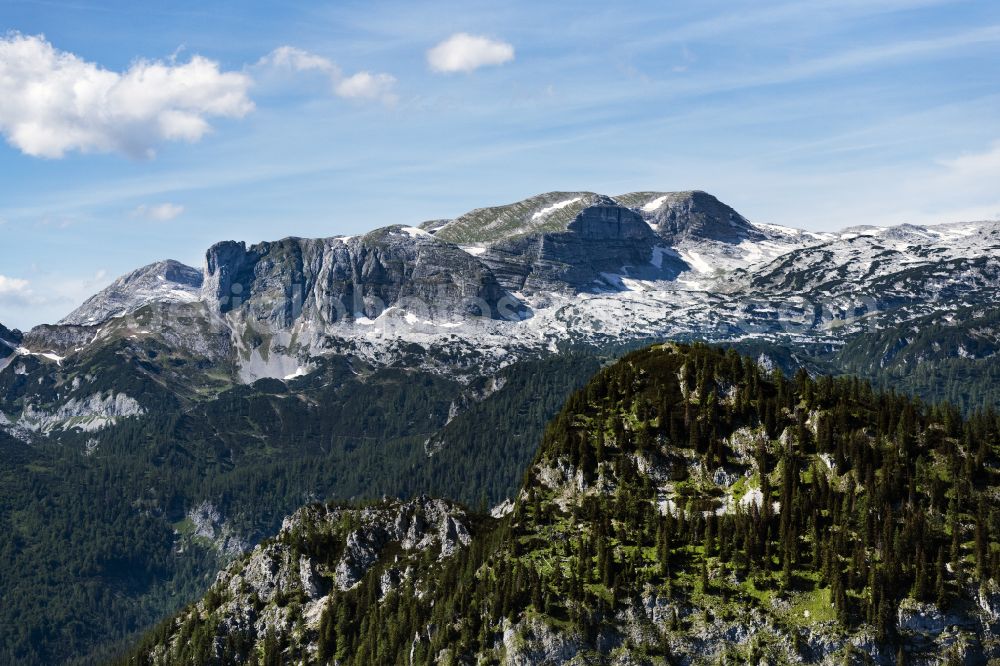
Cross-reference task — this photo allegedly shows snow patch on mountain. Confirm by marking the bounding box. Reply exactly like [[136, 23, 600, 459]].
[[642, 195, 669, 212], [398, 226, 432, 238], [679, 249, 714, 274], [0, 346, 67, 370], [531, 196, 583, 220]]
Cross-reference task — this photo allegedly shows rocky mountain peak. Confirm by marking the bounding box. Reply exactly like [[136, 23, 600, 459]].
[[618, 190, 760, 244], [58, 259, 203, 327], [435, 190, 758, 246], [473, 197, 677, 295], [0, 322, 20, 347]]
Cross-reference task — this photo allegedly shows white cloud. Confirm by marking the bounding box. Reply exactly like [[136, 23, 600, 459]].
[[132, 203, 185, 221], [0, 33, 254, 159], [257, 46, 397, 106], [335, 71, 398, 105], [259, 46, 340, 75], [0, 275, 30, 295], [937, 140, 1000, 186], [427, 33, 514, 73], [726, 138, 1000, 230], [0, 269, 113, 328]]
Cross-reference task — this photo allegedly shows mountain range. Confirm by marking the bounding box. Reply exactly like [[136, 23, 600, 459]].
[[1, 189, 999, 663], [7, 190, 1000, 387]]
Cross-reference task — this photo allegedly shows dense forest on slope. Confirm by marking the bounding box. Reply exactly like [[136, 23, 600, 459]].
[[834, 307, 1000, 413], [0, 351, 601, 664], [122, 344, 1000, 664]]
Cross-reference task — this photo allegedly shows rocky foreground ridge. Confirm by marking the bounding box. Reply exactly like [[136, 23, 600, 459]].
[[131, 496, 479, 665], [122, 344, 1000, 665]]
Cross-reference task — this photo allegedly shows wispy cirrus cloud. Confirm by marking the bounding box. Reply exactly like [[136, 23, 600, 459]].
[[0, 275, 30, 296], [256, 46, 398, 106], [131, 202, 185, 221], [259, 45, 340, 75], [0, 269, 112, 328], [427, 33, 514, 73], [0, 33, 254, 159]]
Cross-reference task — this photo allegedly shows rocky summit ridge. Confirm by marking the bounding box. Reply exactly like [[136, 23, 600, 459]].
[[4, 188, 1000, 428]]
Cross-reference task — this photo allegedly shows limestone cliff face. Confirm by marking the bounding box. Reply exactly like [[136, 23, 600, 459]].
[[202, 225, 524, 325], [17, 391, 145, 433], [478, 197, 684, 294]]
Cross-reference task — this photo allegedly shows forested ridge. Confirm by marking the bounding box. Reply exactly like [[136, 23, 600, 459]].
[[123, 343, 1000, 664], [0, 351, 601, 664]]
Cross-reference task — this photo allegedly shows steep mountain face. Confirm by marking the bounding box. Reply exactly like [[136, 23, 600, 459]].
[[123, 344, 1000, 665], [474, 196, 685, 294], [0, 323, 21, 378], [0, 321, 18, 342], [60, 259, 203, 326], [202, 226, 522, 326], [187, 225, 530, 381]]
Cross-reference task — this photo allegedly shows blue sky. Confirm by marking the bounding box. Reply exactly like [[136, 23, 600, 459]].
[[1, 0, 999, 329]]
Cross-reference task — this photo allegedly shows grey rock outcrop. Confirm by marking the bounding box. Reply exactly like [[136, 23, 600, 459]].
[[59, 259, 203, 326], [18, 391, 145, 433], [202, 226, 525, 325], [333, 496, 472, 590], [143, 496, 476, 664], [622, 190, 762, 245], [897, 599, 946, 636], [978, 579, 1000, 625], [501, 617, 585, 666], [479, 197, 684, 294], [21, 324, 103, 355], [187, 500, 250, 558], [0, 323, 20, 365]]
